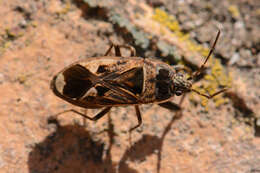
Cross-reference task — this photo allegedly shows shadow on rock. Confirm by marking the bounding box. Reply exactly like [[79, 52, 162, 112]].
[[28, 118, 117, 173], [118, 134, 160, 173], [28, 110, 182, 173], [118, 110, 183, 173]]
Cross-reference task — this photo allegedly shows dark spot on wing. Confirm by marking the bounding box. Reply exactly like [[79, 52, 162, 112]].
[[110, 93, 132, 103], [117, 60, 127, 65], [98, 98, 119, 105], [84, 96, 95, 101], [62, 64, 93, 98], [97, 94, 135, 105], [115, 67, 144, 95], [96, 86, 110, 96], [97, 65, 109, 73]]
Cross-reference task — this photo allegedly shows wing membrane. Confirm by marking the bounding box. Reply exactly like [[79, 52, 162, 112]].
[[79, 67, 144, 106]]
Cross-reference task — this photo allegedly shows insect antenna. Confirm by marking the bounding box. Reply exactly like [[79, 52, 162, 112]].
[[189, 30, 221, 81], [188, 30, 227, 99]]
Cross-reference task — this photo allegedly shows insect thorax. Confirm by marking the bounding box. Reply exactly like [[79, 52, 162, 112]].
[[154, 64, 176, 101], [141, 59, 176, 103]]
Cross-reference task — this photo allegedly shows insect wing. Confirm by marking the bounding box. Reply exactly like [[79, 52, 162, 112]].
[[51, 56, 145, 108], [82, 66, 145, 106]]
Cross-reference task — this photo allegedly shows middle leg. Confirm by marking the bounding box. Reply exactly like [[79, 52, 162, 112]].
[[129, 105, 142, 132], [50, 107, 112, 122]]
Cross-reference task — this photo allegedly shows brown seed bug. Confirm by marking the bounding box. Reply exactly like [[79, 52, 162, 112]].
[[50, 30, 227, 132]]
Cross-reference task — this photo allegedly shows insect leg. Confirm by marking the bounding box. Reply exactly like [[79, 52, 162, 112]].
[[115, 45, 137, 56], [104, 44, 136, 57], [118, 45, 136, 56], [104, 44, 122, 56], [192, 30, 221, 78], [129, 105, 142, 132], [91, 107, 112, 120], [158, 101, 181, 111], [191, 88, 227, 99], [104, 44, 114, 56], [50, 107, 112, 121]]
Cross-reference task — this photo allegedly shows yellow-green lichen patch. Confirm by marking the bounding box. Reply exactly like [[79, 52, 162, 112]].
[[152, 8, 209, 58], [57, 1, 72, 15], [228, 5, 241, 19], [0, 29, 23, 55], [152, 8, 232, 108], [191, 59, 232, 109]]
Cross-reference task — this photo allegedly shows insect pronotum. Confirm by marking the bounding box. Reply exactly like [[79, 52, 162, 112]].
[[50, 30, 227, 132]]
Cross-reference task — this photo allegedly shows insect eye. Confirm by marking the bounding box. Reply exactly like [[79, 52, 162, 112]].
[[175, 90, 182, 96]]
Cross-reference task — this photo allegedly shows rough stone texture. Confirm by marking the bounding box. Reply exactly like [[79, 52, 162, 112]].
[[0, 0, 259, 173]]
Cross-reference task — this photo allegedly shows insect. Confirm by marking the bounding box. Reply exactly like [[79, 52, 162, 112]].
[[50, 30, 226, 132]]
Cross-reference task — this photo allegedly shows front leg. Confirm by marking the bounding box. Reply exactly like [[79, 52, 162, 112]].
[[158, 101, 181, 111]]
